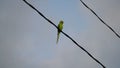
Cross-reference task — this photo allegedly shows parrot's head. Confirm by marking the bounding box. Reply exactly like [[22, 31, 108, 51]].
[[60, 20, 64, 24]]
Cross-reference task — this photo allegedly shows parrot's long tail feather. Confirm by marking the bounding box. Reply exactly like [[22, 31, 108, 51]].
[[56, 32, 60, 44]]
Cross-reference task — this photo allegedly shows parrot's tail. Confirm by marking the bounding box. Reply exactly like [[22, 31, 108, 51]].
[[56, 32, 60, 44]]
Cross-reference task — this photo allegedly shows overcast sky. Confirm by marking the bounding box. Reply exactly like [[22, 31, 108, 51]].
[[0, 0, 120, 68]]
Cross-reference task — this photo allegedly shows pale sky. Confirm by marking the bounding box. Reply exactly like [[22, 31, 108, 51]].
[[0, 0, 120, 68]]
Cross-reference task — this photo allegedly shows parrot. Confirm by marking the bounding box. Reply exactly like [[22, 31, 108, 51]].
[[56, 20, 64, 44]]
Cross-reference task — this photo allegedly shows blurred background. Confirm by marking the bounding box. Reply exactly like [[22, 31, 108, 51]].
[[0, 0, 120, 68]]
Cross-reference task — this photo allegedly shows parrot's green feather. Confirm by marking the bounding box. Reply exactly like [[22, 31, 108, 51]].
[[56, 32, 60, 44], [56, 20, 64, 44]]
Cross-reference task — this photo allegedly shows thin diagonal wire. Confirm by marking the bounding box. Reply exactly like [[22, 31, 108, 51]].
[[80, 0, 120, 38], [23, 0, 106, 68]]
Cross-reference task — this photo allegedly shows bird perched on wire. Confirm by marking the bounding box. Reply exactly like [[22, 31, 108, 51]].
[[56, 20, 64, 44]]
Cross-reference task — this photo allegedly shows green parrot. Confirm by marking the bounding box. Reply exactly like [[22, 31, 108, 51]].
[[56, 20, 64, 44]]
